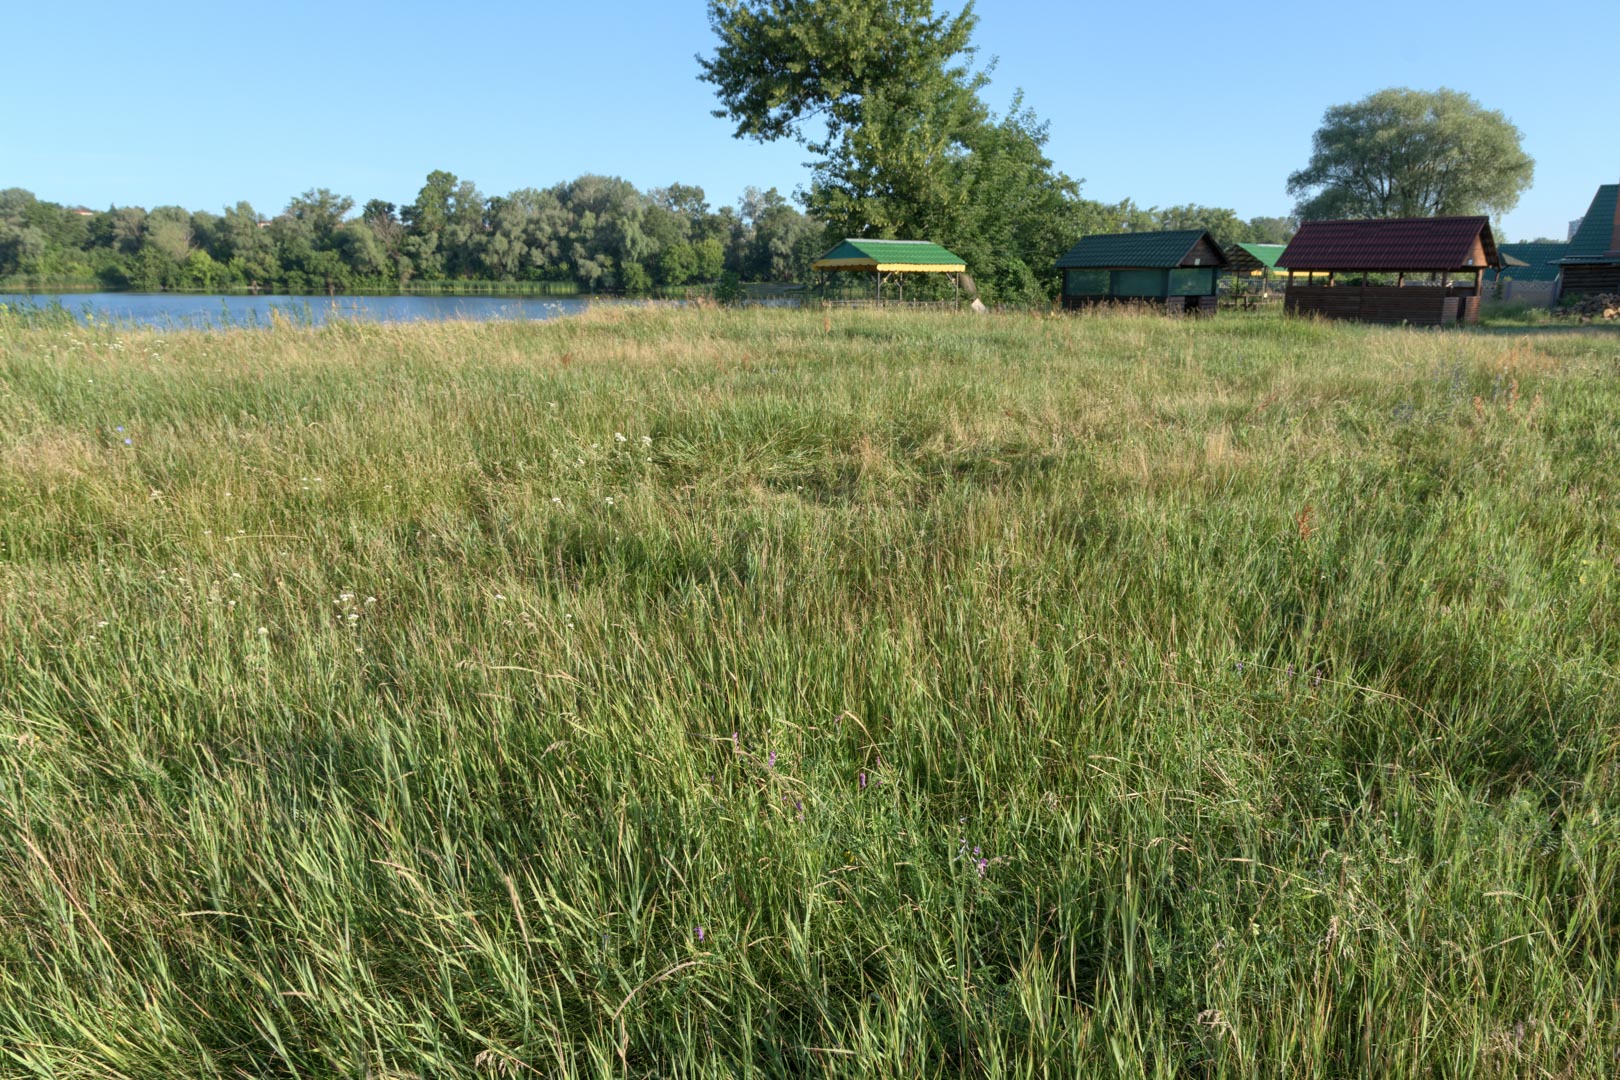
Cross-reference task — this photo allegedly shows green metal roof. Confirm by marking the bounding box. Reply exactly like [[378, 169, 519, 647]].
[[1487, 242, 1568, 282], [1055, 230, 1221, 270], [812, 239, 966, 268], [1561, 185, 1619, 263], [1234, 242, 1287, 269]]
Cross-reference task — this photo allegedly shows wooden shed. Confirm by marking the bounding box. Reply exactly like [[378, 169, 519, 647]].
[[1277, 217, 1500, 326], [1558, 184, 1620, 299], [1055, 230, 1227, 314]]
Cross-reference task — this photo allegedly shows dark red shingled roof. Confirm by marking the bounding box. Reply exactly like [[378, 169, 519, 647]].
[[1277, 216, 1499, 272]]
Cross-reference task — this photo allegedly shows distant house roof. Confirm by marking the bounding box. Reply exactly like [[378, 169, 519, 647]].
[[812, 239, 966, 272], [1227, 242, 1287, 271], [1488, 242, 1568, 282], [1055, 230, 1227, 270], [1278, 216, 1499, 272], [1560, 185, 1620, 264]]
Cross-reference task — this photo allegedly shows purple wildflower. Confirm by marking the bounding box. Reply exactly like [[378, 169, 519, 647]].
[[768, 751, 776, 769], [859, 771, 867, 789], [695, 926, 704, 942], [123, 438, 132, 445], [1287, 664, 1295, 679], [977, 858, 988, 877], [115, 426, 124, 433], [973, 846, 981, 858], [1236, 661, 1244, 673], [732, 731, 738, 749]]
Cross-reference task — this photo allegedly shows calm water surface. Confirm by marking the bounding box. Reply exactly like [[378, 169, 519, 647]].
[[0, 292, 605, 328]]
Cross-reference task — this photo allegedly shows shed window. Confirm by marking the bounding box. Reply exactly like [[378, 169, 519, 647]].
[[1065, 269, 1108, 295], [1111, 269, 1168, 297], [1169, 268, 1215, 295]]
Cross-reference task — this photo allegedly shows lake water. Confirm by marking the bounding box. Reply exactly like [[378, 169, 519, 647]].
[[0, 291, 603, 329]]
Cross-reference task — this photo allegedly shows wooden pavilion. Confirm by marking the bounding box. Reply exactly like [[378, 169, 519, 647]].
[[812, 239, 968, 306], [1055, 230, 1227, 314], [1277, 217, 1501, 326], [1558, 184, 1620, 299]]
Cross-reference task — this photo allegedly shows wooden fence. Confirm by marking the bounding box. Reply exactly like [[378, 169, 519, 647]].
[[1284, 285, 1480, 326]]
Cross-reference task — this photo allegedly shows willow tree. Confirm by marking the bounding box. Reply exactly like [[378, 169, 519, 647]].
[[1287, 88, 1534, 221]]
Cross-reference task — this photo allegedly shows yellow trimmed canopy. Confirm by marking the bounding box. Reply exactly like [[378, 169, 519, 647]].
[[812, 239, 966, 274]]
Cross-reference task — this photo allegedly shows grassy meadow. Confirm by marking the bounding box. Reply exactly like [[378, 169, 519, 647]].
[[1, 304, 1617, 1077]]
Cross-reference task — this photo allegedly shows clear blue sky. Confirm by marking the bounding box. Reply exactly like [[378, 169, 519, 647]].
[[4, 0, 1613, 242]]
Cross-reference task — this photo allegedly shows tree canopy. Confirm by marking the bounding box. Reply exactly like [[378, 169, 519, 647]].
[[1287, 88, 1534, 221], [699, 0, 1292, 302], [0, 174, 826, 295]]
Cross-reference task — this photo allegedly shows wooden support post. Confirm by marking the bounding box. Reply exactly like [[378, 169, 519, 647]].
[[1396, 272, 1404, 287]]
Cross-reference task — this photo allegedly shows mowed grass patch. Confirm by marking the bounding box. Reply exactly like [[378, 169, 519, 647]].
[[1, 305, 1618, 1077]]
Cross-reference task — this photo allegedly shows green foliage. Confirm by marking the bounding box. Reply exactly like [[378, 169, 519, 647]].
[[619, 260, 652, 293], [698, 3, 1293, 303], [0, 174, 823, 294], [713, 268, 745, 304], [0, 309, 1616, 1074], [1288, 87, 1535, 220]]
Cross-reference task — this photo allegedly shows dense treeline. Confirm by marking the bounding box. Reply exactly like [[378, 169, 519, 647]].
[[1, 171, 1292, 300], [0, 175, 825, 296]]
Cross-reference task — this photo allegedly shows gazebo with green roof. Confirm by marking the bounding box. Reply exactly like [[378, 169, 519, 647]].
[[1224, 242, 1284, 299], [812, 239, 968, 306], [1055, 229, 1228, 314]]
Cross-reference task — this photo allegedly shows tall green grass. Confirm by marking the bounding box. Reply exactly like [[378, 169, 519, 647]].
[[1, 306, 1616, 1077]]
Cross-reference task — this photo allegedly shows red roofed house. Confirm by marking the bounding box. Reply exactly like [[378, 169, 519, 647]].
[[1277, 216, 1501, 326]]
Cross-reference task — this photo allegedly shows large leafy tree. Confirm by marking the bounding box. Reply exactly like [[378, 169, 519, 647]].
[[698, 0, 982, 155], [699, 0, 987, 238], [699, 0, 1105, 300], [1287, 88, 1533, 220]]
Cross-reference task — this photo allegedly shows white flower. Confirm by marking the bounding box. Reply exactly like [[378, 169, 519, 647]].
[[551, 496, 563, 506], [615, 432, 627, 443], [639, 435, 652, 445], [257, 627, 268, 636], [604, 497, 615, 507]]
